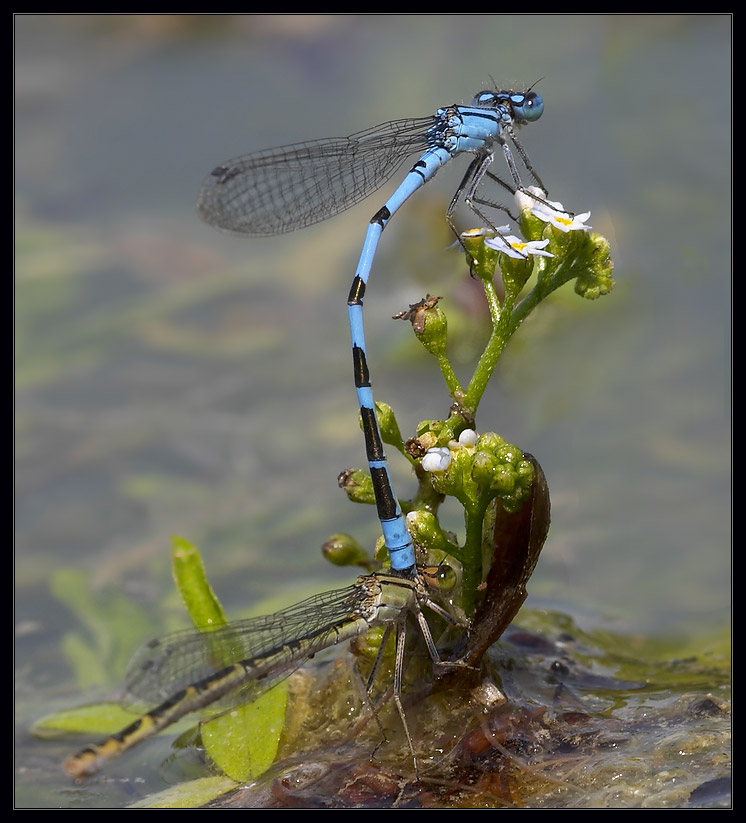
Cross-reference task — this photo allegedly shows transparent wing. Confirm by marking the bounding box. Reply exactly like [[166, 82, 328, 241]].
[[124, 582, 368, 706], [196, 116, 435, 236]]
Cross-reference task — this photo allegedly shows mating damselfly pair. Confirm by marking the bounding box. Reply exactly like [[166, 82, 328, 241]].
[[64, 85, 554, 779]]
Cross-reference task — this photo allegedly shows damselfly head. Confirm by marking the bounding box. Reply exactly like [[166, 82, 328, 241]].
[[471, 88, 544, 123], [511, 91, 544, 123]]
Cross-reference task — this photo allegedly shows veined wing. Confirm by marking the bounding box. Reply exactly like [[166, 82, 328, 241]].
[[196, 116, 435, 236], [124, 579, 374, 709]]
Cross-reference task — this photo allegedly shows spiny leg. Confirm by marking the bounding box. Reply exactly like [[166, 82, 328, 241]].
[[446, 133, 557, 258], [391, 616, 420, 776], [444, 151, 518, 269], [503, 126, 548, 195], [359, 594, 471, 777]]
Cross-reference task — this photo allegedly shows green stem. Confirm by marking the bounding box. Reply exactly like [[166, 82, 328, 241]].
[[436, 354, 463, 397], [463, 273, 512, 411], [507, 249, 589, 336], [460, 490, 493, 616], [506, 265, 557, 336]]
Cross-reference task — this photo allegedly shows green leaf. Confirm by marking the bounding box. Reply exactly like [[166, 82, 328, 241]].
[[32, 702, 136, 739], [201, 681, 289, 782], [170, 535, 288, 781], [171, 535, 229, 630], [128, 775, 239, 809]]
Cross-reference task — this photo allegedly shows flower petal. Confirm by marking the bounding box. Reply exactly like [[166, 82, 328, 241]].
[[422, 447, 452, 472], [531, 199, 592, 232]]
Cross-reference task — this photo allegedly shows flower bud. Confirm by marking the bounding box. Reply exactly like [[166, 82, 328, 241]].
[[321, 533, 373, 568]]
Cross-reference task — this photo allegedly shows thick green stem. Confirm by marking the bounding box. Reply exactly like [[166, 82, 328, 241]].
[[460, 502, 486, 616]]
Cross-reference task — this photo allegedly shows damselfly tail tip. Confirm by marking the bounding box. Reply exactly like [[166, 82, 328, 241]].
[[63, 746, 104, 780]]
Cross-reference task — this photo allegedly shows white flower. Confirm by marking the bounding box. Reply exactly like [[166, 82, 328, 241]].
[[460, 226, 511, 241], [516, 186, 592, 232], [485, 234, 554, 259], [458, 428, 478, 446], [534, 200, 591, 233], [422, 446, 452, 472], [515, 186, 547, 214]]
